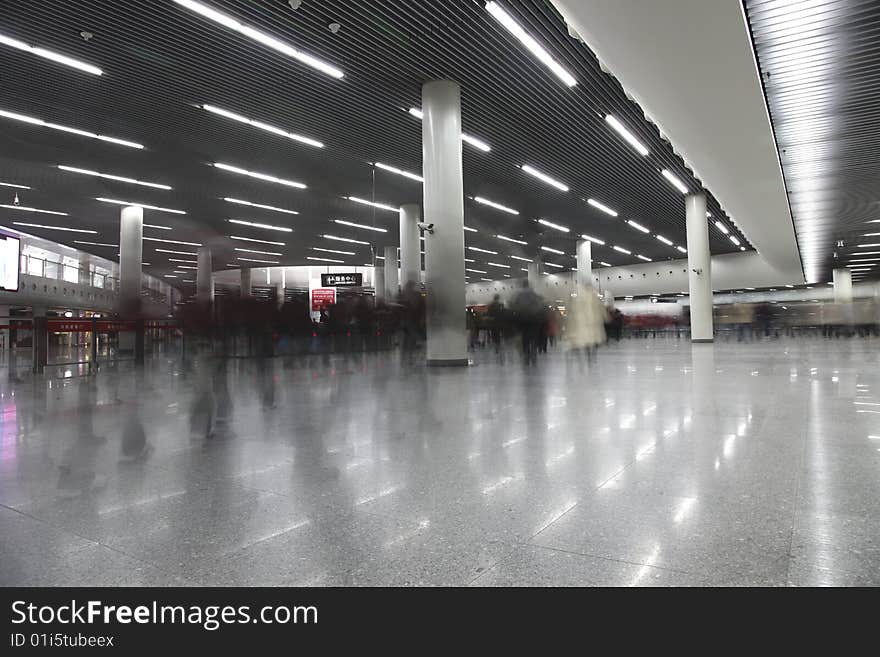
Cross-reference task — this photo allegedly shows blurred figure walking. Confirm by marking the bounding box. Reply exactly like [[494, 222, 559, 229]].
[[567, 284, 608, 366], [511, 280, 545, 365]]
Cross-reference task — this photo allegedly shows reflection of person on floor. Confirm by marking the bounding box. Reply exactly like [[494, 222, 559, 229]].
[[119, 402, 152, 463], [189, 359, 217, 439], [57, 379, 106, 496]]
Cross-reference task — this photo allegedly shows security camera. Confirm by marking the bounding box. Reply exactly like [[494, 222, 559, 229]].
[[80, 31, 94, 41], [328, 22, 341, 34], [417, 222, 434, 234]]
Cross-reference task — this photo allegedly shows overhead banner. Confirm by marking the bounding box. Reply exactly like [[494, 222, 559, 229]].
[[321, 272, 362, 287]]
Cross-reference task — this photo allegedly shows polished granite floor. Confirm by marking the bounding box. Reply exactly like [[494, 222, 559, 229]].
[[1, 337, 879, 587]]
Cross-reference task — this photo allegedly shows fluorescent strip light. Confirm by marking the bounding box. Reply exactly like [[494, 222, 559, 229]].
[[468, 246, 498, 254], [740, 246, 746, 251], [464, 226, 478, 233], [144, 224, 172, 231], [234, 247, 283, 256], [466, 268, 487, 274], [655, 234, 673, 245], [230, 235, 285, 246], [73, 240, 117, 248], [544, 262, 564, 268], [540, 246, 564, 255], [857, 243, 880, 248], [661, 169, 688, 194], [0, 204, 67, 216], [202, 104, 323, 148], [676, 246, 687, 254], [0, 181, 30, 189], [345, 196, 397, 213], [0, 32, 103, 75], [228, 218, 292, 233], [586, 198, 618, 217], [636, 255, 651, 262], [323, 234, 369, 245], [474, 196, 518, 215], [375, 162, 423, 182], [144, 236, 202, 246], [465, 258, 475, 263], [334, 219, 387, 233], [496, 234, 528, 245], [13, 222, 96, 234], [863, 233, 880, 237], [729, 236, 741, 246], [0, 108, 142, 148], [600, 262, 611, 267], [613, 245, 631, 254], [627, 220, 649, 233], [847, 258, 880, 263], [237, 257, 279, 264], [223, 198, 298, 215], [167, 258, 198, 264], [173, 0, 344, 79], [155, 248, 197, 256], [714, 221, 729, 234], [538, 218, 569, 232], [164, 275, 178, 278], [485, 2, 576, 87], [509, 255, 531, 262], [312, 247, 355, 255], [96, 198, 186, 215], [306, 256, 345, 263], [213, 163, 306, 189], [520, 164, 568, 191], [487, 262, 511, 268], [581, 234, 605, 246], [58, 165, 170, 190], [407, 108, 490, 152], [604, 115, 649, 156]]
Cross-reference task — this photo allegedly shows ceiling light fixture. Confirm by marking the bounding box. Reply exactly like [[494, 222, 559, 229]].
[[520, 164, 568, 191], [12, 222, 96, 234], [155, 248, 198, 256], [544, 262, 563, 268], [58, 165, 171, 189], [0, 181, 30, 189], [466, 268, 487, 274], [464, 226, 478, 232], [306, 256, 345, 263], [230, 235, 285, 246], [73, 240, 117, 247], [0, 204, 67, 216], [228, 218, 292, 233], [202, 104, 323, 148], [586, 198, 618, 217], [714, 221, 729, 234], [0, 108, 143, 148], [237, 257, 280, 264], [173, 0, 344, 79], [345, 196, 397, 212], [661, 169, 688, 194], [407, 108, 491, 152], [167, 258, 198, 264], [312, 247, 355, 255], [676, 245, 687, 254], [223, 198, 298, 215], [234, 247, 283, 256], [374, 162, 423, 182], [469, 246, 498, 254], [487, 262, 511, 268], [636, 254, 651, 262], [323, 234, 369, 245], [613, 245, 631, 254], [334, 219, 387, 232], [627, 220, 649, 233], [144, 224, 172, 231], [538, 218, 569, 232], [540, 246, 564, 255], [509, 255, 531, 262], [580, 234, 605, 246], [729, 236, 741, 246], [0, 32, 103, 75], [655, 234, 673, 245], [473, 196, 518, 215], [95, 197, 186, 214], [604, 115, 649, 156], [213, 162, 306, 189], [485, 2, 576, 87], [496, 234, 528, 245], [144, 236, 202, 246]]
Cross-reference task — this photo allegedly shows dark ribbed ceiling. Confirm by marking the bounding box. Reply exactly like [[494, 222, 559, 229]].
[[0, 0, 748, 289], [745, 0, 880, 283]]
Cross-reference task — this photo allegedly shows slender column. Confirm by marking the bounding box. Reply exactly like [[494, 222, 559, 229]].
[[275, 280, 285, 308], [118, 205, 143, 316], [240, 268, 252, 298], [422, 80, 467, 365], [576, 239, 592, 289], [832, 268, 853, 303], [527, 259, 543, 290], [31, 304, 47, 373], [685, 193, 713, 342], [383, 246, 398, 300], [374, 263, 385, 302], [196, 246, 213, 306], [399, 204, 421, 288]]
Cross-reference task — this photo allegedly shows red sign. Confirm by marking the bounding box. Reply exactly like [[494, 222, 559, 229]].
[[311, 288, 336, 311]]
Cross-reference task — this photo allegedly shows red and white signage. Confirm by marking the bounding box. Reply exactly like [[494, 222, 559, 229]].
[[311, 288, 336, 311]]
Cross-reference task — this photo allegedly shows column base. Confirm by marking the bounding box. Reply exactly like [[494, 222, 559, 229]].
[[426, 358, 470, 367], [691, 338, 714, 343]]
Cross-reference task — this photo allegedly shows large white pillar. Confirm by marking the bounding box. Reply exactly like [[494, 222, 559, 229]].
[[422, 79, 467, 365], [685, 193, 713, 342], [118, 205, 143, 316], [196, 246, 213, 306], [576, 239, 592, 289], [832, 268, 853, 303], [383, 246, 398, 300], [240, 268, 252, 298], [399, 204, 421, 288], [527, 259, 543, 291]]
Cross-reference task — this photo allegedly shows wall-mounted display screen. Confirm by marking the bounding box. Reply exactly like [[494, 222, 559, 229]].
[[0, 234, 20, 292]]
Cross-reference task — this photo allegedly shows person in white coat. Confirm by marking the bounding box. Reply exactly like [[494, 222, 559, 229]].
[[567, 284, 608, 365]]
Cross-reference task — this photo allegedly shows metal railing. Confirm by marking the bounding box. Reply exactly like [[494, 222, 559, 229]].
[[19, 253, 119, 291]]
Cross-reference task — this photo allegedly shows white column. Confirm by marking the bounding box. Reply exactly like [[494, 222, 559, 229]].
[[240, 268, 252, 298], [576, 239, 592, 290], [399, 204, 421, 288], [527, 259, 543, 290], [422, 79, 467, 365], [118, 205, 143, 316], [196, 246, 213, 306], [374, 263, 385, 302], [275, 280, 285, 308], [832, 268, 853, 303], [383, 246, 398, 300], [685, 193, 713, 342]]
